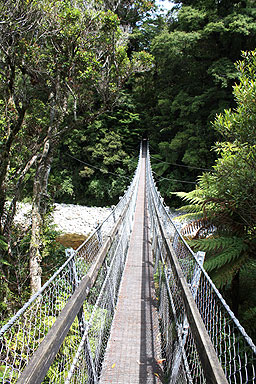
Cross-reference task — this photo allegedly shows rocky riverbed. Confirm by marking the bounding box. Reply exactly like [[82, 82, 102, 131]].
[[14, 203, 112, 249], [14, 203, 111, 234]]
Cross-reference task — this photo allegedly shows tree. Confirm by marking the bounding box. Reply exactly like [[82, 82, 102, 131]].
[[176, 50, 256, 338], [0, 0, 46, 234], [0, 0, 154, 296], [131, 0, 256, 203]]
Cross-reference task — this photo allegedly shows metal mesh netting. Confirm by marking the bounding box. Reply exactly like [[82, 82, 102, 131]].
[[149, 179, 207, 384], [146, 146, 256, 383], [42, 192, 135, 383], [0, 147, 142, 383]]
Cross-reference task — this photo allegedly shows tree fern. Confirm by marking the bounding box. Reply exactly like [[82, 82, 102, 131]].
[[175, 189, 206, 206], [177, 204, 203, 213], [191, 236, 246, 253], [188, 236, 248, 282], [174, 51, 256, 325], [175, 211, 203, 224], [205, 244, 247, 272], [182, 218, 214, 238], [210, 254, 247, 288]]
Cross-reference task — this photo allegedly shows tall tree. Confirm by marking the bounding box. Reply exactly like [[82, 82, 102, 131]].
[[132, 0, 256, 202], [0, 0, 154, 295], [176, 50, 256, 337], [0, 0, 45, 234]]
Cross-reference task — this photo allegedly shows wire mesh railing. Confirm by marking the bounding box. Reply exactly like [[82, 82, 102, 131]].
[[146, 144, 256, 383], [0, 146, 142, 384], [39, 179, 138, 384]]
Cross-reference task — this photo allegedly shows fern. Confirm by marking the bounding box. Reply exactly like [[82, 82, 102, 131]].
[[175, 184, 253, 309], [174, 189, 205, 205], [175, 212, 203, 223], [191, 236, 245, 252], [205, 246, 246, 272], [177, 204, 203, 214], [181, 218, 215, 239], [210, 255, 247, 288], [189, 236, 248, 272]]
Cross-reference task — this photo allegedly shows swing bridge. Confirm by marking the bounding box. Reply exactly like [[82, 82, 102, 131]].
[[0, 141, 255, 383]]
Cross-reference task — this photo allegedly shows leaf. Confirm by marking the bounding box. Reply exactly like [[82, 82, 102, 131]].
[[0, 259, 11, 267], [0, 236, 8, 251]]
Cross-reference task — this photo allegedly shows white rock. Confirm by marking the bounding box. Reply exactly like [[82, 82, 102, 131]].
[[14, 203, 111, 236]]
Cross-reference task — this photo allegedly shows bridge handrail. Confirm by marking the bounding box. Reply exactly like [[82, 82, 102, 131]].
[[146, 145, 256, 383], [148, 158, 256, 354], [0, 144, 142, 383]]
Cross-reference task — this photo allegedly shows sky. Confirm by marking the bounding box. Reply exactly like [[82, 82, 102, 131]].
[[155, 0, 176, 11]]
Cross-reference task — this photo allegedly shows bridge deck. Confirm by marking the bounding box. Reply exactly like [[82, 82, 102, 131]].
[[100, 152, 162, 383]]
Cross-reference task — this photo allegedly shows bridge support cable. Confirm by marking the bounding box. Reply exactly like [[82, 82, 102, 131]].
[[146, 143, 256, 384], [0, 145, 143, 383]]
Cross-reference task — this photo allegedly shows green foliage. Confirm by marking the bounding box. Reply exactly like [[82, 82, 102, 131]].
[[191, 236, 248, 286], [131, 0, 256, 203], [176, 50, 256, 338], [41, 218, 66, 283], [0, 216, 65, 323], [175, 189, 206, 206], [0, 235, 7, 251], [0, 0, 155, 315], [51, 90, 140, 205], [1, 0, 256, 344]]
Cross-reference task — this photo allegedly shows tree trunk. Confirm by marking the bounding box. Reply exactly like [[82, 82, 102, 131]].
[[29, 80, 68, 294], [29, 139, 53, 295], [3, 154, 39, 236]]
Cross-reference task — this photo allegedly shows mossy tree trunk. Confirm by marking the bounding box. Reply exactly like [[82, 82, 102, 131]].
[[29, 138, 54, 294]]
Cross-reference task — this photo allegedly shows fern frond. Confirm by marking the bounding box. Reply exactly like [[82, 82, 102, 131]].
[[182, 217, 215, 238], [205, 246, 246, 272], [191, 236, 246, 253], [176, 204, 203, 214], [210, 254, 247, 288], [174, 190, 205, 205], [175, 212, 203, 222]]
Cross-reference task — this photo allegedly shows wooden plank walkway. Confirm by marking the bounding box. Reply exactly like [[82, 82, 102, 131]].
[[100, 150, 162, 383]]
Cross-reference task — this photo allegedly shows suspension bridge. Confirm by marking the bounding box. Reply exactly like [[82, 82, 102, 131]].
[[0, 141, 255, 383]]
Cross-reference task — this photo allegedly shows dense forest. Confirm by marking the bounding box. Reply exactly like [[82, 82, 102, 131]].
[[0, 0, 256, 342]]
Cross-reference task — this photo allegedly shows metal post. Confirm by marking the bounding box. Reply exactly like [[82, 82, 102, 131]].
[[65, 248, 98, 383], [96, 224, 103, 247], [111, 205, 116, 223]]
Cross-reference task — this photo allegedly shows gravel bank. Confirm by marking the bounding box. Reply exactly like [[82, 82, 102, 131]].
[[14, 203, 112, 236]]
